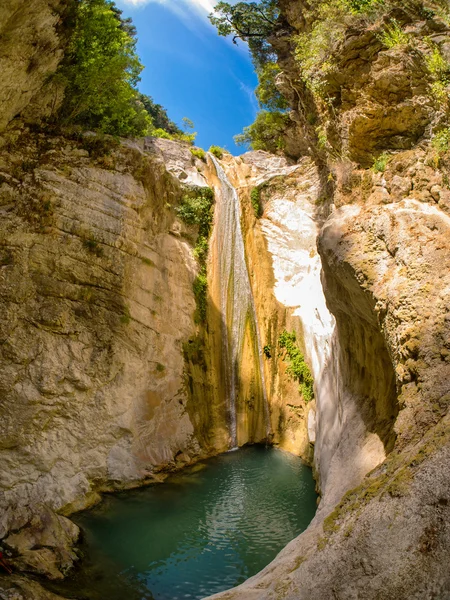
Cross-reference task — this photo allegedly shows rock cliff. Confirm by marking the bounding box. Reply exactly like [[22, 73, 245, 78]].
[[0, 133, 212, 538], [1, 0, 450, 598], [205, 2, 450, 599]]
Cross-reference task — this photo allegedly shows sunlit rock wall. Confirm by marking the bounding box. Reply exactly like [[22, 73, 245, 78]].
[[0, 0, 73, 134], [0, 135, 217, 540]]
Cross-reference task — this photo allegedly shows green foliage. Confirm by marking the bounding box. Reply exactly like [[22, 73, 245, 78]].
[[182, 117, 195, 131], [235, 111, 289, 152], [372, 152, 390, 172], [141, 257, 155, 266], [255, 62, 288, 111], [193, 235, 209, 263], [83, 236, 103, 256], [425, 44, 450, 79], [151, 128, 197, 144], [278, 330, 314, 402], [139, 94, 182, 135], [263, 344, 272, 359], [316, 125, 328, 149], [183, 335, 205, 366], [120, 304, 131, 325], [151, 128, 172, 140], [432, 128, 450, 153], [156, 362, 165, 372], [176, 187, 214, 230], [294, 0, 350, 97], [424, 41, 450, 102], [210, 3, 289, 154], [251, 187, 263, 217], [209, 0, 279, 68], [193, 271, 208, 324], [346, 0, 382, 11], [176, 187, 215, 324], [190, 147, 207, 161], [179, 132, 197, 144], [58, 0, 151, 137], [377, 19, 410, 48], [209, 145, 225, 159]]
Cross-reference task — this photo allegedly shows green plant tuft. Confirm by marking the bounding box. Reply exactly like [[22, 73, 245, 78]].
[[372, 152, 390, 173], [141, 257, 155, 267], [176, 186, 214, 324], [83, 236, 103, 257], [278, 330, 314, 402], [251, 187, 263, 218], [432, 128, 450, 154], [120, 304, 131, 325], [190, 147, 206, 161], [209, 145, 225, 159], [377, 19, 410, 49], [424, 41, 450, 102], [193, 270, 208, 324], [263, 344, 272, 359]]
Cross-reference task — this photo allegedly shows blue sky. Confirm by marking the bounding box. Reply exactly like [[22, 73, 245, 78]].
[[115, 0, 258, 154]]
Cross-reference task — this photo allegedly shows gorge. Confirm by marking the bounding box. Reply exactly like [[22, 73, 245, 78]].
[[1, 0, 450, 599]]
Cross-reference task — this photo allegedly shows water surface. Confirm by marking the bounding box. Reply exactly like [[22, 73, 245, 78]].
[[57, 446, 317, 600]]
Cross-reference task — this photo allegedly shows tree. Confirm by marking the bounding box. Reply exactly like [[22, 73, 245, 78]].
[[139, 94, 182, 135], [182, 117, 195, 131], [255, 61, 289, 110], [209, 0, 279, 68], [57, 0, 151, 136], [234, 110, 289, 152]]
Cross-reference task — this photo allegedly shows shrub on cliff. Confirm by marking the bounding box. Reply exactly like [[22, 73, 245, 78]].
[[176, 187, 215, 324], [250, 187, 263, 217], [209, 146, 226, 159], [279, 330, 314, 402]]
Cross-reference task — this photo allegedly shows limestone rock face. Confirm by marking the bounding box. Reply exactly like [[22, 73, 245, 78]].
[[0, 0, 70, 133], [204, 156, 450, 600], [204, 4, 450, 598], [0, 576, 67, 600], [4, 505, 79, 580], [0, 133, 212, 541], [213, 151, 335, 461], [274, 2, 450, 166]]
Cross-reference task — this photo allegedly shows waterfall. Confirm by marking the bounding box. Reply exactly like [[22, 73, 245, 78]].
[[209, 155, 271, 448]]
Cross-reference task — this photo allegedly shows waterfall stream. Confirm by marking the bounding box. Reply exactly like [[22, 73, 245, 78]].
[[209, 155, 271, 447]]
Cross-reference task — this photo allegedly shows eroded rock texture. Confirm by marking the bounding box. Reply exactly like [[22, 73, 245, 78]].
[[0, 134, 213, 543], [205, 3, 450, 600], [0, 0, 73, 134]]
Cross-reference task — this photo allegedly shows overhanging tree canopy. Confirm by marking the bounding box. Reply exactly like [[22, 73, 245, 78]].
[[209, 0, 279, 67]]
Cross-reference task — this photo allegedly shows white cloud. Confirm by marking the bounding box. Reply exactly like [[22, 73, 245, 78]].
[[118, 0, 249, 51], [121, 0, 216, 18], [239, 81, 259, 116]]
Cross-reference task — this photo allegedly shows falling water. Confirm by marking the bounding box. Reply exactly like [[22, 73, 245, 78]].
[[209, 155, 271, 448]]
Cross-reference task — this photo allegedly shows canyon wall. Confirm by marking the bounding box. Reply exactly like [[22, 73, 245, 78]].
[[1, 0, 450, 598], [0, 0, 73, 135], [206, 2, 450, 599], [0, 134, 214, 530]]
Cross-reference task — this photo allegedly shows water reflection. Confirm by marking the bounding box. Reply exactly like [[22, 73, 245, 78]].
[[53, 446, 317, 600]]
